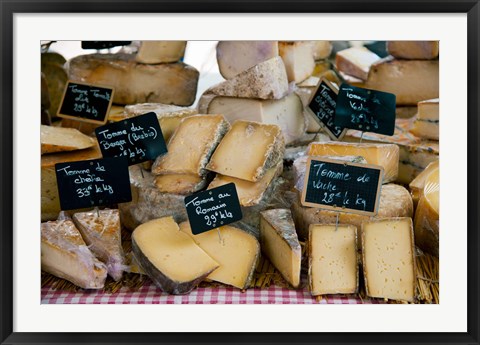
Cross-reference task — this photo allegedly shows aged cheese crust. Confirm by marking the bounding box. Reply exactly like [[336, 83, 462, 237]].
[[387, 41, 439, 60]]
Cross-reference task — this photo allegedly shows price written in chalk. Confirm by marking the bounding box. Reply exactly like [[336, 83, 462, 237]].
[[57, 81, 114, 125], [95, 112, 167, 165], [184, 183, 243, 235], [301, 157, 384, 216], [334, 83, 396, 136], [307, 78, 346, 140], [55, 157, 132, 210]]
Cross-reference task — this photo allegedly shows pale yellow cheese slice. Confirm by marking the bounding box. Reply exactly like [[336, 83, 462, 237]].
[[41, 125, 95, 155]]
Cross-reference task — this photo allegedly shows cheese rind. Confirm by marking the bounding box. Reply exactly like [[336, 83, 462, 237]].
[[154, 174, 207, 195], [335, 47, 380, 81], [410, 98, 439, 140], [135, 41, 187, 64], [279, 41, 315, 83], [308, 224, 358, 295], [387, 41, 439, 60], [69, 54, 199, 106], [216, 41, 279, 79], [41, 125, 95, 155], [152, 114, 230, 176], [409, 159, 439, 207], [312, 41, 332, 60], [362, 218, 416, 302], [132, 217, 219, 294], [260, 209, 301, 288], [206, 120, 285, 182]]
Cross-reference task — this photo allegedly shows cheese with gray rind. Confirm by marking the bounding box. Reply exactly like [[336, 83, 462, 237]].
[[135, 41, 187, 64]]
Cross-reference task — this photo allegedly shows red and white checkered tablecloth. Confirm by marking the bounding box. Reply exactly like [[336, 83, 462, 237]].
[[41, 282, 385, 304]]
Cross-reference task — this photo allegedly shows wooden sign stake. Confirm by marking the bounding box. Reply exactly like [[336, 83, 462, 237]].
[[359, 131, 364, 143]]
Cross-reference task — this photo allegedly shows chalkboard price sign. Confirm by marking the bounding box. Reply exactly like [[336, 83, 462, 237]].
[[95, 112, 167, 165], [184, 183, 243, 235], [81, 41, 132, 50], [334, 83, 396, 136], [306, 78, 346, 140], [55, 157, 132, 211], [301, 157, 384, 216], [57, 81, 114, 125]]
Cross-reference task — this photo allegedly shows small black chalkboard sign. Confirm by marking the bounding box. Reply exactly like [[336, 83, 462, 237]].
[[81, 41, 132, 50], [95, 112, 167, 165], [57, 81, 114, 125], [55, 157, 132, 211], [301, 157, 384, 216], [184, 183, 243, 235], [334, 83, 396, 136], [306, 78, 346, 140]]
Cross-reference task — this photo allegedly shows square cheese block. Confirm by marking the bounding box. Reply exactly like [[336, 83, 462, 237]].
[[207, 93, 306, 145], [179, 222, 260, 289], [308, 224, 358, 295], [152, 114, 230, 176], [365, 56, 439, 106], [69, 53, 199, 106], [307, 141, 399, 183], [41, 217, 107, 289], [132, 217, 219, 294], [207, 56, 289, 100], [335, 47, 381, 81], [206, 120, 285, 182], [135, 41, 187, 64], [41, 125, 95, 155], [208, 162, 282, 207], [154, 174, 207, 195], [216, 41, 279, 79], [387, 41, 439, 60], [260, 209, 302, 288], [312, 41, 332, 60], [72, 209, 125, 281], [362, 218, 416, 302], [279, 41, 316, 84], [409, 159, 439, 207], [410, 98, 439, 140]]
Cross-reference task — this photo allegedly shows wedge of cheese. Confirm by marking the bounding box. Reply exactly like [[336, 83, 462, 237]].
[[365, 57, 439, 106], [135, 41, 187, 64], [308, 224, 358, 295], [279, 41, 315, 83], [362, 218, 416, 302], [132, 217, 219, 294], [72, 209, 126, 281], [312, 41, 332, 60], [207, 93, 306, 145], [152, 114, 230, 176], [291, 184, 413, 240], [387, 41, 439, 60], [414, 167, 439, 256], [260, 209, 301, 288], [409, 159, 439, 207], [410, 98, 439, 140], [41, 218, 107, 289], [154, 174, 207, 195], [216, 41, 279, 79], [179, 222, 260, 289], [207, 56, 289, 100], [69, 53, 199, 106], [335, 47, 381, 81], [206, 120, 285, 182], [307, 142, 399, 183], [41, 125, 95, 155], [396, 106, 418, 119]]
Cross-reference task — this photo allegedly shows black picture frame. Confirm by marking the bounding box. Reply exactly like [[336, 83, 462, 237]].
[[1, 1, 479, 344]]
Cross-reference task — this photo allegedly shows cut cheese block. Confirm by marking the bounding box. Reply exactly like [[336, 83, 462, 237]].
[[207, 93, 306, 145], [135, 41, 187, 64], [207, 56, 289, 100], [307, 142, 399, 183], [414, 167, 439, 256], [409, 159, 439, 207], [41, 218, 107, 289], [312, 41, 332, 60], [152, 114, 230, 176], [338, 71, 365, 87], [308, 224, 358, 295], [362, 218, 416, 302], [335, 47, 381, 81], [216, 41, 279, 79], [387, 41, 439, 60], [365, 57, 439, 106], [260, 209, 301, 288], [154, 174, 207, 195], [179, 222, 260, 289], [41, 144, 102, 221], [41, 125, 95, 155], [118, 165, 188, 231], [69, 54, 199, 106], [72, 209, 126, 281], [208, 162, 282, 207], [410, 98, 439, 140], [291, 184, 413, 240], [206, 120, 285, 182], [132, 217, 219, 294], [279, 41, 315, 83]]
